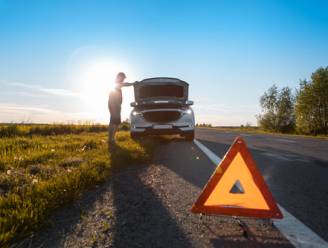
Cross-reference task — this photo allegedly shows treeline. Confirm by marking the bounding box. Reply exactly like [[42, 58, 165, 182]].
[[257, 66, 328, 135], [196, 123, 212, 127]]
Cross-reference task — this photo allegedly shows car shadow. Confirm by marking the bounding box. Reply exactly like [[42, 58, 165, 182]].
[[110, 143, 192, 248], [151, 136, 229, 189]]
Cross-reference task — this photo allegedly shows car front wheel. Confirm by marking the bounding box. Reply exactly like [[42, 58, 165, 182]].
[[183, 131, 195, 141], [130, 132, 141, 140]]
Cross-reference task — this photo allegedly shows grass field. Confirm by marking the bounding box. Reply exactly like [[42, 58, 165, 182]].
[[0, 124, 151, 245], [198, 126, 328, 140]]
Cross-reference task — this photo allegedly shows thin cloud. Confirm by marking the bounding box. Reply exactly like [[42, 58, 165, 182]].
[[40, 88, 79, 97], [0, 80, 80, 97], [0, 103, 90, 123]]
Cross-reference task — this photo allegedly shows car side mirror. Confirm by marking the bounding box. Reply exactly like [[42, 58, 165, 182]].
[[130, 102, 137, 107], [185, 100, 194, 105]]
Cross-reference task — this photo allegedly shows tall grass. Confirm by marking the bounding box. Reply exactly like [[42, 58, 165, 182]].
[[0, 122, 131, 138], [0, 125, 150, 245], [0, 125, 22, 137], [0, 124, 106, 138]]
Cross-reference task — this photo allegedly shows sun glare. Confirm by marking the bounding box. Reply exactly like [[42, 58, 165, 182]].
[[73, 59, 135, 123]]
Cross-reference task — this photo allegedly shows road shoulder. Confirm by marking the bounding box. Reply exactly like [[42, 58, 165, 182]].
[[29, 140, 293, 248]]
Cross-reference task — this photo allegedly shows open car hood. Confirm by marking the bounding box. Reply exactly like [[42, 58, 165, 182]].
[[134, 77, 189, 104]]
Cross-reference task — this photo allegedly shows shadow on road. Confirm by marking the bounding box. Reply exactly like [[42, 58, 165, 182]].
[[110, 162, 191, 247], [104, 142, 192, 247], [152, 137, 230, 189]]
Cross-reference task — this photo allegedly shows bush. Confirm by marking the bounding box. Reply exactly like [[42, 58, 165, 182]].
[[0, 125, 21, 138], [295, 67, 328, 135], [257, 85, 295, 133]]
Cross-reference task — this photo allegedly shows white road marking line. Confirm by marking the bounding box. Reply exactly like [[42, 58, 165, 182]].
[[193, 139, 328, 248], [194, 139, 221, 164], [276, 138, 297, 144]]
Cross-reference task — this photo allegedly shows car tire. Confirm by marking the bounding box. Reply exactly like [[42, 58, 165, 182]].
[[184, 131, 195, 141], [130, 132, 141, 140]]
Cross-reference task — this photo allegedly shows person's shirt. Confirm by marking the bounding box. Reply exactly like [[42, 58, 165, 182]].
[[108, 82, 134, 108], [108, 86, 122, 109]]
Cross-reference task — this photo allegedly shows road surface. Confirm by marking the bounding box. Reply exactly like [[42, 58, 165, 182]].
[[194, 128, 328, 245], [31, 128, 328, 247]]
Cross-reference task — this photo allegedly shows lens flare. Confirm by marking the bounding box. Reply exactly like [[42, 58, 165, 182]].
[[71, 59, 135, 123]]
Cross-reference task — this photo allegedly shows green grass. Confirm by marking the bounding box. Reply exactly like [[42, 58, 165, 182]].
[[0, 124, 152, 245], [199, 126, 328, 140], [0, 124, 109, 138]]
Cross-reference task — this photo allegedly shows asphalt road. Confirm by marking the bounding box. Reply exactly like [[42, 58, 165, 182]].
[[194, 128, 328, 243], [30, 128, 328, 247]]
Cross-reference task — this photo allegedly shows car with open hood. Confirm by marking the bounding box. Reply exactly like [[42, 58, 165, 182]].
[[130, 77, 195, 140]]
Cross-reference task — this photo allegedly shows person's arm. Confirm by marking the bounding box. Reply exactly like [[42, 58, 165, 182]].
[[121, 81, 138, 87]]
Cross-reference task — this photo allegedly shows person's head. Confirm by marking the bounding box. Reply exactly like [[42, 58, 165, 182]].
[[116, 72, 126, 83]]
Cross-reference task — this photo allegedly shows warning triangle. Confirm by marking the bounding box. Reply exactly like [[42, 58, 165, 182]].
[[230, 180, 244, 194], [191, 137, 283, 219]]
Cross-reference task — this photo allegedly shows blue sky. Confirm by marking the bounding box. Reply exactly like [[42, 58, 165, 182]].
[[0, 0, 327, 125]]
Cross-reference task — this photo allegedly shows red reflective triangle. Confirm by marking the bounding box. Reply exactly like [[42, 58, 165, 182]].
[[191, 137, 283, 219]]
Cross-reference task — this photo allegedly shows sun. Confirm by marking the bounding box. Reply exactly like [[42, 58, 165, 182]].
[[74, 59, 135, 123]]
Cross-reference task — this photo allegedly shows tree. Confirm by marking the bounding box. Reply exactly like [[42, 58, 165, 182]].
[[295, 67, 328, 134], [257, 85, 295, 133]]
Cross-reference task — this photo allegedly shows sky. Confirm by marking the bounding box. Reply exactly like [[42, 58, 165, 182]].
[[0, 0, 327, 125]]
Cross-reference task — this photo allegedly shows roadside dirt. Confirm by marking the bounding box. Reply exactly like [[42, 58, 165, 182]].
[[25, 161, 292, 248]]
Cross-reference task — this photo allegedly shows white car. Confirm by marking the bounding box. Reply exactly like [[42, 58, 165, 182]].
[[130, 77, 195, 141]]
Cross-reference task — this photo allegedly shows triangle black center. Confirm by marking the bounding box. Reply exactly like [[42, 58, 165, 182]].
[[229, 180, 245, 194]]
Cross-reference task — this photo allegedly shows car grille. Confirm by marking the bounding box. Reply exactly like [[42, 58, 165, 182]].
[[142, 111, 181, 123]]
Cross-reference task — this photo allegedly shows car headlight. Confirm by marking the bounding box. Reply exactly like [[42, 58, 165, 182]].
[[132, 111, 141, 116], [184, 109, 192, 115]]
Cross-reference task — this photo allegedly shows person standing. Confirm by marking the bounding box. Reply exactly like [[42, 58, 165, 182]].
[[108, 72, 134, 147]]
